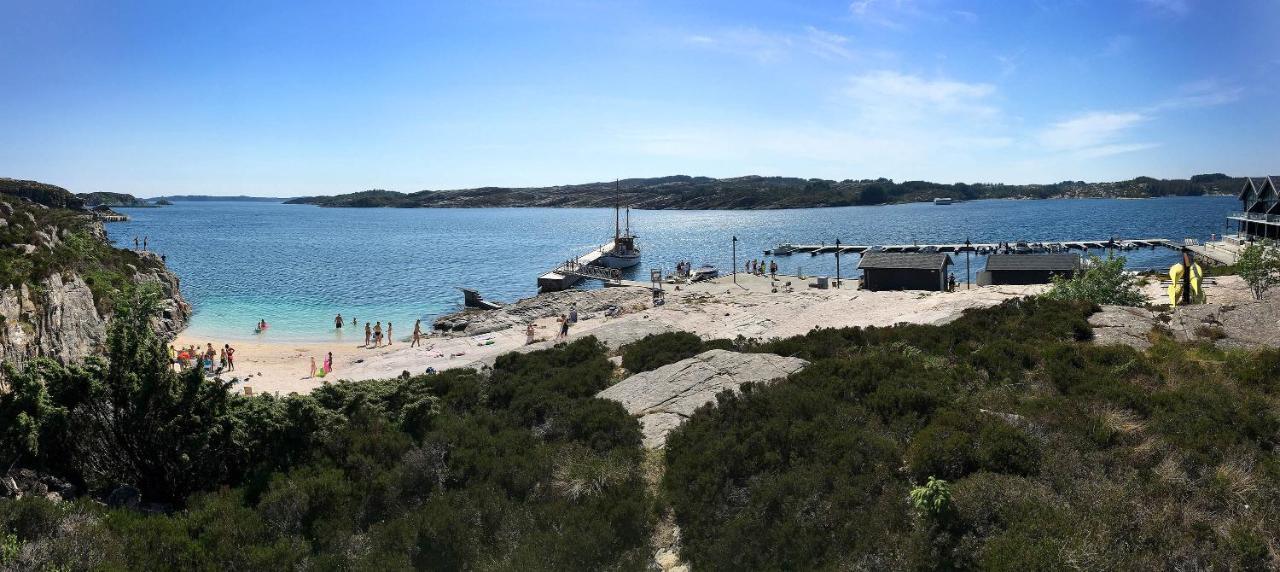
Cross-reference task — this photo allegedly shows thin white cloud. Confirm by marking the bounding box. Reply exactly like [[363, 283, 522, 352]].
[[684, 26, 872, 63], [1147, 79, 1243, 112], [1038, 77, 1239, 158], [1039, 111, 1148, 151], [995, 52, 1021, 77], [849, 0, 977, 29], [1100, 35, 1134, 57], [845, 70, 998, 121], [621, 69, 1010, 175], [1073, 143, 1161, 158], [803, 26, 855, 60], [1137, 0, 1190, 16], [681, 27, 793, 63]]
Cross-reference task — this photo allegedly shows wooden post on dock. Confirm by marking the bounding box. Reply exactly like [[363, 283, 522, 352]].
[[835, 238, 842, 288], [964, 237, 971, 290]]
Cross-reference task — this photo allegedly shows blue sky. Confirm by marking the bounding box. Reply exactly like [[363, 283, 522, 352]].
[[1, 0, 1276, 196]]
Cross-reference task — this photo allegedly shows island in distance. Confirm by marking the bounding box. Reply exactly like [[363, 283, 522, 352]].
[[285, 173, 1242, 210]]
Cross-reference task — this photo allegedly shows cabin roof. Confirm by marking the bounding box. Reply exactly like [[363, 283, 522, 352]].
[[984, 253, 1080, 272], [857, 252, 951, 270], [1240, 178, 1262, 201]]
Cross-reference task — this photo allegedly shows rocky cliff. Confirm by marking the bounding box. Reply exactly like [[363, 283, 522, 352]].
[[0, 183, 190, 369]]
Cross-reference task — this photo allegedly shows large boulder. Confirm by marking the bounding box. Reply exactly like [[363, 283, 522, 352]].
[[598, 349, 808, 448]]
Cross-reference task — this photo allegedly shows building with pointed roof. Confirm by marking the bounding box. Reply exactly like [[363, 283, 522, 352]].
[[1231, 176, 1280, 239]]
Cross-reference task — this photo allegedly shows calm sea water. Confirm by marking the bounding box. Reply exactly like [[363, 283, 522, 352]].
[[112, 196, 1236, 342]]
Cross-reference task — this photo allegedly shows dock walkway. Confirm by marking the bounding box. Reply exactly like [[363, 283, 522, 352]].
[[539, 240, 641, 292], [769, 238, 1173, 255]]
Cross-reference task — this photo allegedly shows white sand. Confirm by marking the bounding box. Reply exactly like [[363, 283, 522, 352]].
[[176, 273, 1046, 396]]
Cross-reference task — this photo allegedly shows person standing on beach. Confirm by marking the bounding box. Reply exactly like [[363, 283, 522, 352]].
[[387, 322, 393, 345], [323, 352, 333, 374], [558, 314, 570, 339], [335, 314, 343, 329], [568, 305, 578, 324], [412, 320, 422, 347], [225, 344, 235, 371], [364, 323, 372, 347], [143, 236, 148, 251], [308, 356, 316, 379], [374, 322, 383, 347], [526, 322, 536, 345]]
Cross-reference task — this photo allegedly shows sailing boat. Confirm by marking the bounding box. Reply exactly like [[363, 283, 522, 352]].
[[599, 180, 641, 268]]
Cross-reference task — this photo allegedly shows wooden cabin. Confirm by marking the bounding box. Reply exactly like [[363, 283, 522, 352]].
[[857, 252, 952, 291], [977, 254, 1080, 285]]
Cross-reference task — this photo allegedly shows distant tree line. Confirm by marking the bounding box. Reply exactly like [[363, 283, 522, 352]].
[[286, 174, 1247, 210]]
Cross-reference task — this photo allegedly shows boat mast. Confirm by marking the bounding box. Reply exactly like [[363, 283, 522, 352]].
[[625, 207, 630, 237], [614, 179, 621, 240]]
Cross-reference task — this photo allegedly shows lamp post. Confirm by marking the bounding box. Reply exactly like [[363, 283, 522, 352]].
[[835, 238, 842, 288], [732, 235, 738, 284]]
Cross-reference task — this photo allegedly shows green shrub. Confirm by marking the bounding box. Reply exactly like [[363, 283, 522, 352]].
[[619, 332, 733, 373], [906, 409, 1040, 482], [1043, 255, 1145, 306]]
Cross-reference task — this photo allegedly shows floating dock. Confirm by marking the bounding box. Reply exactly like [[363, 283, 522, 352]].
[[768, 238, 1173, 255]]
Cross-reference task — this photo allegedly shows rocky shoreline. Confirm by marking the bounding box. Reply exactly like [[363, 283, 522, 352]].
[[0, 191, 191, 368]]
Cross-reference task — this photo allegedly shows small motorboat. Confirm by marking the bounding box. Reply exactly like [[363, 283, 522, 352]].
[[934, 197, 953, 205], [771, 243, 797, 255], [689, 265, 719, 282]]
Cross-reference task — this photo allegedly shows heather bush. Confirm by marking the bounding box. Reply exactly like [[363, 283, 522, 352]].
[[619, 331, 734, 373]]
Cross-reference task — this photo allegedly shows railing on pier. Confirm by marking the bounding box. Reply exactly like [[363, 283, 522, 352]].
[[1230, 211, 1280, 223], [556, 260, 623, 284]]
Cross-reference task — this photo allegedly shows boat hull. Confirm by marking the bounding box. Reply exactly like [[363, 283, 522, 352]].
[[599, 252, 642, 268]]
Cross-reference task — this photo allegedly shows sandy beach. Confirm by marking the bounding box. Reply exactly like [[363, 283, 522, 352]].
[[175, 273, 1048, 396]]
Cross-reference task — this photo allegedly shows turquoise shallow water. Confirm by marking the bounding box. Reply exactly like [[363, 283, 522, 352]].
[[111, 196, 1236, 342]]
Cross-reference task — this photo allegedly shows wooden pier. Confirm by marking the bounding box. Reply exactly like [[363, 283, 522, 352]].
[[768, 238, 1173, 256], [538, 239, 627, 292]]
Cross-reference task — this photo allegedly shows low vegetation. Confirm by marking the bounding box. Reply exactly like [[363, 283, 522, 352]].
[[1043, 255, 1146, 306], [662, 298, 1280, 570], [0, 286, 650, 569], [1237, 240, 1280, 301], [4, 285, 1280, 569], [619, 332, 734, 373]]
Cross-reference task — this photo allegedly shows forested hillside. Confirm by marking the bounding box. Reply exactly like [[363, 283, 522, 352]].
[[287, 173, 1244, 210]]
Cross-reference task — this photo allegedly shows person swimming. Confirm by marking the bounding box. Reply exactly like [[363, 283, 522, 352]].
[[256, 319, 268, 333]]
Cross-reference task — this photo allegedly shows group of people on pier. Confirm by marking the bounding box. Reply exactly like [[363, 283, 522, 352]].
[[745, 259, 778, 276]]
